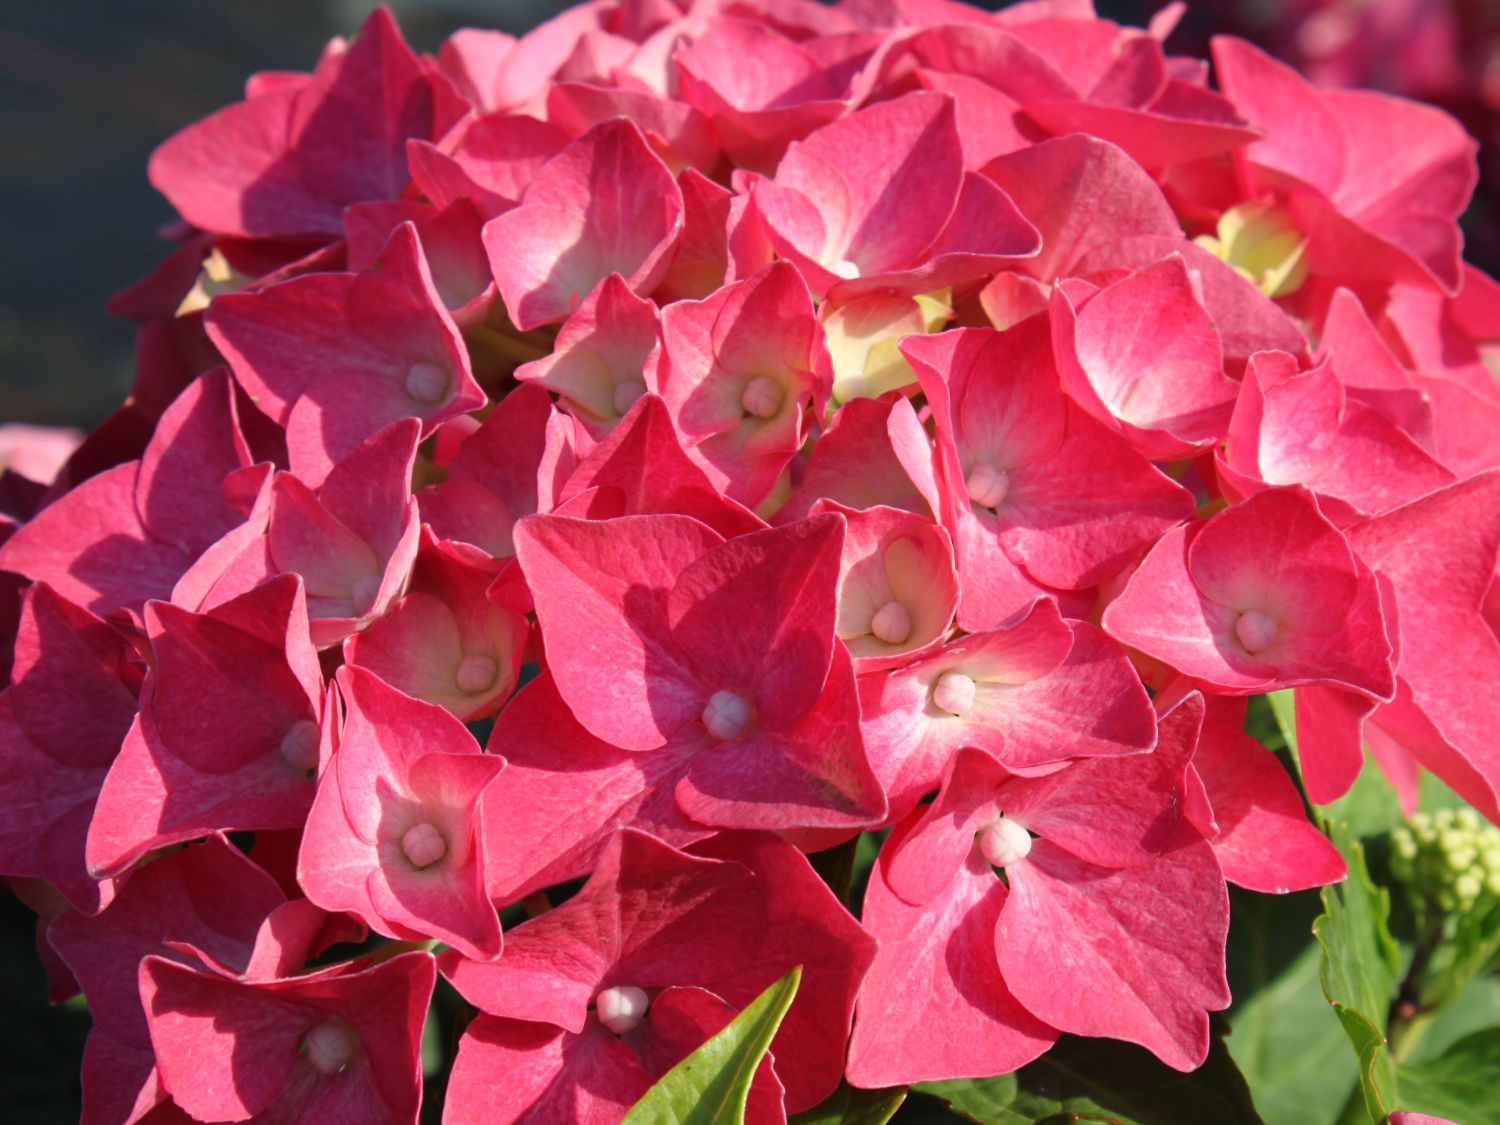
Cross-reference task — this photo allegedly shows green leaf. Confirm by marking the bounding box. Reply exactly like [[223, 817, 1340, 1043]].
[[1264, 690, 1402, 839], [1315, 823, 1402, 1121], [912, 1075, 1018, 1123], [913, 1026, 1263, 1125], [621, 967, 801, 1125], [1265, 690, 1299, 765], [1317, 826, 1401, 1030], [787, 1083, 906, 1124], [1323, 763, 1405, 842], [1401, 973, 1500, 1067], [1397, 1027, 1500, 1124], [1224, 889, 1357, 1125], [1417, 770, 1469, 814]]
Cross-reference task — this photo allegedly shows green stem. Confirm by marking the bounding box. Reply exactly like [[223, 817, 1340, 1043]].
[[1392, 1010, 1435, 1065], [1333, 1079, 1373, 1125], [366, 937, 439, 965]]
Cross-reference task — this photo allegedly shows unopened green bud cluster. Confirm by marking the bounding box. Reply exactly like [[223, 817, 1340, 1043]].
[[1391, 808, 1500, 913]]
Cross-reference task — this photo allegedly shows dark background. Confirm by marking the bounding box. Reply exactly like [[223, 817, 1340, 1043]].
[[0, 0, 574, 432]]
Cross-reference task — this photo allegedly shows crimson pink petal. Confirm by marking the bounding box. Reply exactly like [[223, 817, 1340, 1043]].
[[513, 512, 721, 751], [999, 837, 1229, 1071], [484, 118, 684, 330], [140, 950, 434, 1124], [848, 813, 1056, 1087]]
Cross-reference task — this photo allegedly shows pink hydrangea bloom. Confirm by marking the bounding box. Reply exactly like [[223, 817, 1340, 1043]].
[[6, 0, 1499, 1116]]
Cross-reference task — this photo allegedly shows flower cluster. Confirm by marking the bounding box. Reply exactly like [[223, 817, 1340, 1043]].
[[1390, 807, 1500, 1018], [1393, 808, 1500, 915], [1, 0, 1498, 1121], [1196, 0, 1500, 272]]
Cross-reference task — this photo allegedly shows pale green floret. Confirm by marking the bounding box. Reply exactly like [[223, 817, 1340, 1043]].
[[1390, 807, 1500, 1013], [1391, 809, 1500, 920]]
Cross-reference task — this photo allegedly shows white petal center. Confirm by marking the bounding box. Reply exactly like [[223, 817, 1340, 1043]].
[[978, 817, 1032, 868], [405, 362, 451, 404], [401, 821, 447, 869], [702, 690, 753, 741], [933, 671, 977, 716], [304, 1019, 357, 1074], [596, 985, 650, 1034], [965, 462, 1009, 509], [1235, 609, 1278, 653], [870, 600, 912, 645]]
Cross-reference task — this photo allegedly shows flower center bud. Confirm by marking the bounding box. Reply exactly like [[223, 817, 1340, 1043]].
[[279, 719, 320, 773], [456, 654, 498, 694], [1193, 199, 1308, 299], [740, 376, 784, 419], [350, 575, 381, 616], [933, 671, 977, 716], [401, 821, 447, 869], [870, 600, 912, 645], [613, 379, 646, 416], [978, 817, 1032, 868], [965, 462, 1009, 510], [596, 985, 649, 1034], [405, 362, 451, 404], [303, 1019, 357, 1075], [702, 690, 753, 741], [1235, 610, 1278, 654]]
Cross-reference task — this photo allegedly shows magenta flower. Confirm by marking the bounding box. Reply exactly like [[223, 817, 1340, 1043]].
[[514, 512, 883, 817], [848, 695, 1229, 1084], [483, 118, 685, 330], [148, 7, 468, 240], [650, 261, 829, 507], [1050, 254, 1238, 460], [778, 396, 942, 522], [1213, 35, 1477, 295], [515, 273, 662, 438], [0, 584, 139, 913], [298, 667, 504, 960], [344, 199, 498, 330], [1103, 486, 1396, 800], [86, 575, 326, 879], [1187, 696, 1345, 894], [48, 835, 338, 1124], [551, 394, 763, 539], [141, 948, 435, 1124], [408, 112, 571, 220], [176, 419, 422, 648], [826, 501, 958, 672], [0, 371, 262, 620], [344, 530, 528, 720], [206, 223, 486, 482], [441, 829, 874, 1121], [417, 384, 578, 569], [859, 597, 1156, 814], [890, 16, 1258, 170], [905, 320, 1193, 631], [9, 0, 1500, 1116], [979, 134, 1306, 369], [1350, 472, 1500, 822], [753, 92, 1040, 301], [674, 18, 882, 171], [1218, 348, 1453, 520]]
